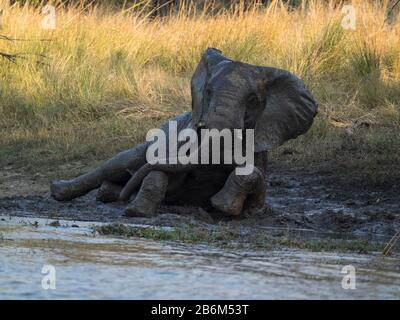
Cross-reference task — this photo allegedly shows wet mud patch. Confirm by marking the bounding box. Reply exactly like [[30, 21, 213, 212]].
[[0, 166, 399, 243]]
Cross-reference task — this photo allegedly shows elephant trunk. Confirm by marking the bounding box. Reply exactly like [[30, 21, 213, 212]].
[[119, 162, 196, 201], [119, 129, 236, 201]]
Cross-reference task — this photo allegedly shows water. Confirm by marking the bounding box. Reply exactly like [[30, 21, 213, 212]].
[[0, 216, 399, 299]]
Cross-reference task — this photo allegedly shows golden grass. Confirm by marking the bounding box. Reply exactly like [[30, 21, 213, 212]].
[[0, 0, 399, 185]]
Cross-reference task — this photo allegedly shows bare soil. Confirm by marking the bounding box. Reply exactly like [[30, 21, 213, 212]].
[[1, 163, 399, 243]]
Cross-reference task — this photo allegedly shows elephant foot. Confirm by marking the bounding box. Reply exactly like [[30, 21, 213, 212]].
[[243, 191, 266, 214], [124, 171, 168, 217], [210, 167, 265, 216], [50, 180, 75, 201], [124, 198, 158, 217], [96, 181, 122, 203], [210, 192, 244, 216]]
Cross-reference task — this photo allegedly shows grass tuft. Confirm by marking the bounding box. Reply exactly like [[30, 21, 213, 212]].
[[94, 223, 387, 254]]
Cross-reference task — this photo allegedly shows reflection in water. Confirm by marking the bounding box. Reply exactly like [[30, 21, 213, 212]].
[[0, 216, 399, 299]]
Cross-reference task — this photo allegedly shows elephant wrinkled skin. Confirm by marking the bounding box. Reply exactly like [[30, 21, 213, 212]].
[[50, 48, 318, 217]]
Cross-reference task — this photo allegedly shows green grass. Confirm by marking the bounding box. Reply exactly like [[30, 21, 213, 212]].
[[48, 220, 61, 227], [94, 223, 386, 254], [94, 223, 237, 245]]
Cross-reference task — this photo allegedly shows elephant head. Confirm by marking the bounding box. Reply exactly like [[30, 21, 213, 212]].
[[191, 48, 318, 152]]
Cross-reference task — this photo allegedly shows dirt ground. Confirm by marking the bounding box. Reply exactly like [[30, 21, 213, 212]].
[[1, 163, 399, 243]]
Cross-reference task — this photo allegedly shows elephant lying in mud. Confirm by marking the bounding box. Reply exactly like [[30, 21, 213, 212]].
[[51, 48, 318, 217]]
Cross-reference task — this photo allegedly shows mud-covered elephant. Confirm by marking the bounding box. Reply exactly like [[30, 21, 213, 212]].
[[51, 48, 318, 217]]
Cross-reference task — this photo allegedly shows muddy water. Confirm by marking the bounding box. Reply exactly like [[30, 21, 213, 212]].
[[1, 216, 399, 299]]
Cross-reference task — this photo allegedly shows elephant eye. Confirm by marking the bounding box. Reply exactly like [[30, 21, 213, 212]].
[[246, 94, 260, 109], [204, 88, 213, 107]]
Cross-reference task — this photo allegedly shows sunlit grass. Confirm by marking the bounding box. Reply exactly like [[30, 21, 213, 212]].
[[0, 0, 399, 185]]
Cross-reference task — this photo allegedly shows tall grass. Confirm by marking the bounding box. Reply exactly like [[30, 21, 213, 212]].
[[0, 0, 399, 185]]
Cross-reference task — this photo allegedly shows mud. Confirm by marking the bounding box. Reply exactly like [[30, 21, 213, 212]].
[[1, 165, 399, 243]]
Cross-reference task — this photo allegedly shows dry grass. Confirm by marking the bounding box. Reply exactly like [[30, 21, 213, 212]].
[[0, 0, 399, 186]]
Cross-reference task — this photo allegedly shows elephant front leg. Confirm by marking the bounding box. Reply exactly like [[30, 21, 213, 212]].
[[210, 167, 265, 216], [96, 181, 123, 203], [124, 171, 168, 217]]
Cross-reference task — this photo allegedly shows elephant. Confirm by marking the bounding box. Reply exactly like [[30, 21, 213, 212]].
[[50, 48, 318, 217]]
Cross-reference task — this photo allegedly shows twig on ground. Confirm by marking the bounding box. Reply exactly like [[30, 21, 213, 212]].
[[0, 51, 18, 63], [386, 0, 400, 22], [0, 35, 49, 64], [382, 230, 400, 256], [0, 51, 48, 65], [0, 35, 52, 42]]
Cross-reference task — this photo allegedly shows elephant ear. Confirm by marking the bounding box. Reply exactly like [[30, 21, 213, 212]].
[[191, 48, 231, 125], [254, 67, 318, 152]]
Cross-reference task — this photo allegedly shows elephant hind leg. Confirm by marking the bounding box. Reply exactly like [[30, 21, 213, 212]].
[[50, 143, 147, 201], [50, 169, 117, 202], [125, 171, 168, 217], [50, 180, 78, 201]]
